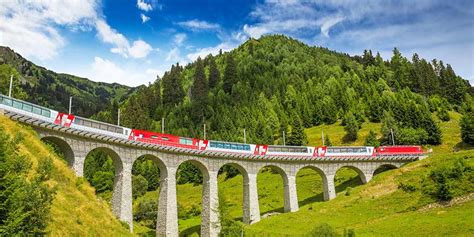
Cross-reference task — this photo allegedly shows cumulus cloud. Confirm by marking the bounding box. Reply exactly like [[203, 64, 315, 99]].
[[177, 19, 220, 31], [0, 0, 98, 60], [0, 0, 154, 61], [136, 0, 153, 11], [140, 13, 150, 23]]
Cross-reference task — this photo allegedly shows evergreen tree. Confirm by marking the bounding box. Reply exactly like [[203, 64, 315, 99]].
[[208, 57, 220, 89], [343, 112, 359, 141], [381, 111, 398, 145], [287, 116, 307, 146], [223, 54, 237, 94], [162, 64, 184, 107], [190, 57, 209, 120], [460, 112, 474, 145], [364, 130, 380, 147], [324, 134, 333, 146]]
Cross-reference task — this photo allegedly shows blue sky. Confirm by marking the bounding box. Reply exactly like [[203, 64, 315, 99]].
[[1, 0, 473, 86]]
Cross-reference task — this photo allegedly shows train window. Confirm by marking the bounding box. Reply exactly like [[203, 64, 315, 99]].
[[23, 104, 32, 112], [42, 109, 50, 117], [151, 135, 158, 139], [2, 98, 12, 106], [13, 101, 22, 109], [32, 107, 41, 115], [124, 130, 129, 135], [224, 143, 231, 149], [231, 144, 238, 150], [244, 145, 250, 151], [162, 137, 169, 141]]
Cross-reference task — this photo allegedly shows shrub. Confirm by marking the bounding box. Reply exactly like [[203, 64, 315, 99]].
[[132, 175, 148, 199], [91, 171, 114, 193], [460, 112, 474, 145], [134, 200, 158, 228], [307, 223, 339, 237], [437, 107, 450, 121], [398, 182, 417, 192]]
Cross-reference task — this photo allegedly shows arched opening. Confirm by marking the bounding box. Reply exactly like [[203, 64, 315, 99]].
[[83, 147, 122, 203], [176, 159, 208, 236], [40, 136, 74, 166], [257, 165, 286, 217], [295, 166, 327, 207], [131, 154, 164, 235], [373, 164, 398, 176], [217, 163, 246, 235], [334, 166, 365, 196]]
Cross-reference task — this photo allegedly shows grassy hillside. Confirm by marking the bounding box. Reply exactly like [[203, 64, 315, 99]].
[[0, 115, 132, 236], [131, 111, 473, 236]]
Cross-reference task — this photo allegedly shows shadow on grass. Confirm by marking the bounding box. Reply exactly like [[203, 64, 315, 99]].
[[453, 142, 474, 152], [180, 224, 201, 237]]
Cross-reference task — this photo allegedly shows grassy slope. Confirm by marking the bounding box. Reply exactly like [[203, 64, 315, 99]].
[[134, 111, 473, 236], [0, 115, 131, 236]]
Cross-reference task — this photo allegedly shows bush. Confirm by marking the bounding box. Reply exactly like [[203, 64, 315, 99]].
[[91, 171, 114, 193], [134, 200, 157, 229], [398, 182, 417, 192], [437, 107, 450, 121], [422, 157, 473, 201], [132, 175, 148, 199], [307, 223, 339, 237], [364, 130, 380, 147], [0, 128, 55, 235], [343, 112, 359, 141], [460, 112, 474, 145], [397, 128, 428, 145]]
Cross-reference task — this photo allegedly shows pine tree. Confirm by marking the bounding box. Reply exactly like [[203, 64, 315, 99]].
[[190, 58, 209, 120], [162, 64, 184, 107], [208, 57, 220, 89], [324, 134, 333, 146], [223, 54, 237, 94], [364, 130, 380, 147], [460, 112, 474, 145], [381, 110, 398, 145], [287, 117, 307, 146], [344, 112, 359, 141]]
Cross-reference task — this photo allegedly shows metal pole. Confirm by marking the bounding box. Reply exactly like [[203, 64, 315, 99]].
[[117, 108, 120, 126], [161, 117, 164, 134], [283, 131, 286, 146], [8, 75, 13, 97], [204, 123, 207, 140], [391, 128, 395, 145], [68, 96, 72, 114], [243, 128, 246, 144], [322, 130, 325, 146]]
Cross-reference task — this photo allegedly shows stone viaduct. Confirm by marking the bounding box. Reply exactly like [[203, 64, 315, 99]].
[[3, 110, 425, 237]]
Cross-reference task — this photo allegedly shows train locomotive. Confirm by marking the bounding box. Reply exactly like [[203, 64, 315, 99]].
[[0, 94, 424, 158]]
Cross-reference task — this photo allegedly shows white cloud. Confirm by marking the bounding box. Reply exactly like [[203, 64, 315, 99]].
[[95, 19, 153, 58], [146, 68, 164, 78], [186, 42, 235, 61], [173, 33, 187, 46], [140, 13, 150, 23], [90, 57, 152, 86], [320, 15, 345, 37], [177, 19, 220, 31], [137, 0, 153, 11], [0, 0, 98, 60], [129, 40, 153, 58]]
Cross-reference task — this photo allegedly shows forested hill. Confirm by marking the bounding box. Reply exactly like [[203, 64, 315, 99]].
[[117, 35, 473, 146], [0, 46, 135, 117]]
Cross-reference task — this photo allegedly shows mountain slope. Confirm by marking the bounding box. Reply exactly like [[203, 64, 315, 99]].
[[0, 46, 135, 118], [0, 115, 132, 236]]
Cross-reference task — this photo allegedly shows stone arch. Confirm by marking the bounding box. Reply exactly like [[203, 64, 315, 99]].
[[40, 136, 74, 166], [83, 147, 125, 219], [175, 158, 218, 236], [373, 163, 398, 176], [256, 164, 292, 214], [335, 165, 368, 184], [216, 162, 250, 223], [295, 165, 329, 204]]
